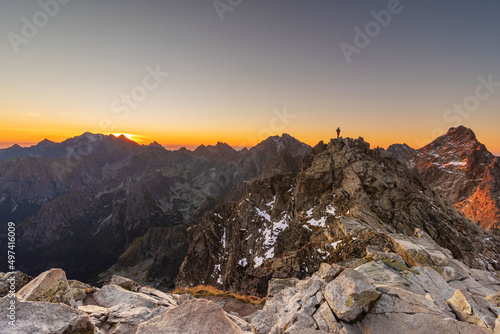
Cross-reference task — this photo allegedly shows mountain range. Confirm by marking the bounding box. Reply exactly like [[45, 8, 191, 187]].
[[0, 127, 499, 293], [0, 132, 310, 286]]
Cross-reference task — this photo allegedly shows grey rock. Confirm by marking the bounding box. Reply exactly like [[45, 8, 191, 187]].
[[16, 268, 75, 307], [0, 297, 95, 334], [108, 275, 141, 292], [94, 284, 162, 308], [313, 263, 345, 283], [136, 299, 244, 334], [324, 269, 381, 322]]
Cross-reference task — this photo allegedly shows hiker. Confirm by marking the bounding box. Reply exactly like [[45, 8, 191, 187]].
[[336, 127, 341, 138]]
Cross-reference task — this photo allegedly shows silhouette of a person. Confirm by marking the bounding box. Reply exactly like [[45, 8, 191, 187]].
[[336, 127, 341, 138]]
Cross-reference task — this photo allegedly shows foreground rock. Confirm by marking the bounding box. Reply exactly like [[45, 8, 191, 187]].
[[251, 261, 500, 334], [324, 269, 380, 321], [0, 269, 253, 334], [137, 299, 245, 334], [17, 268, 76, 306], [0, 297, 95, 333]]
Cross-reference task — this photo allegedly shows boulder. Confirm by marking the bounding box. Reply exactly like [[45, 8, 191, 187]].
[[324, 269, 381, 322], [109, 275, 141, 292], [136, 299, 244, 334], [313, 263, 344, 283], [0, 297, 95, 334], [93, 284, 163, 308], [267, 277, 300, 297], [103, 303, 169, 334], [365, 247, 408, 272], [16, 268, 75, 306]]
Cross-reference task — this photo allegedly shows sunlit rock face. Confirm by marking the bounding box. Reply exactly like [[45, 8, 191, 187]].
[[404, 126, 500, 232]]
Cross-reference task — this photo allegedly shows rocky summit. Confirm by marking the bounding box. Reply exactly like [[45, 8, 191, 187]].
[[404, 126, 500, 232], [177, 136, 499, 296]]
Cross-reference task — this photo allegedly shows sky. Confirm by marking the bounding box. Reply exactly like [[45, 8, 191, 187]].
[[1, 0, 499, 153]]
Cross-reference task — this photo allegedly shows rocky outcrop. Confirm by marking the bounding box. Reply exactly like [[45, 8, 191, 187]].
[[404, 126, 500, 232], [177, 136, 500, 296], [250, 259, 500, 334]]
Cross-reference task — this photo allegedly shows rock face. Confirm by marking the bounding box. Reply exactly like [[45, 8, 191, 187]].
[[137, 299, 244, 334], [177, 136, 500, 296], [404, 126, 500, 232], [0, 132, 310, 287], [0, 271, 33, 297]]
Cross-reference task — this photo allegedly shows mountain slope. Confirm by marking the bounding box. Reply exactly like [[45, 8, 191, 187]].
[[404, 126, 500, 232], [177, 136, 499, 296]]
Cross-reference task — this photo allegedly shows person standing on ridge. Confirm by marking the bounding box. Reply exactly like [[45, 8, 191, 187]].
[[336, 127, 341, 138]]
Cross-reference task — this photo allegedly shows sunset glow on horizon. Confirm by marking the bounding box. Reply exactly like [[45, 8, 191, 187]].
[[1, 1, 498, 154]]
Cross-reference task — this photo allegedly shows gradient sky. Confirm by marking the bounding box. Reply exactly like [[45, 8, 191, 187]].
[[1, 0, 499, 153]]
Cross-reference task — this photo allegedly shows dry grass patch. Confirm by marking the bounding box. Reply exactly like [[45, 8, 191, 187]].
[[172, 285, 265, 305]]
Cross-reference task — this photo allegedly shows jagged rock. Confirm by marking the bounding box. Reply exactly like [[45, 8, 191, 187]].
[[358, 285, 490, 334], [487, 291, 500, 306], [139, 286, 178, 306], [136, 299, 244, 334], [312, 263, 344, 283], [267, 278, 300, 297], [250, 310, 278, 334], [447, 289, 495, 331], [312, 302, 339, 332], [16, 268, 75, 306], [102, 303, 170, 334], [0, 271, 33, 297], [0, 297, 95, 334], [366, 246, 408, 272], [109, 275, 141, 292], [93, 284, 167, 309], [287, 330, 330, 334], [227, 312, 252, 332], [355, 261, 410, 290], [324, 269, 381, 322]]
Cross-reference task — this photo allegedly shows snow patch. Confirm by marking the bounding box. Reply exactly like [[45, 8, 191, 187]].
[[238, 258, 248, 266], [326, 205, 336, 216], [307, 216, 326, 227], [254, 256, 264, 268], [331, 241, 342, 249]]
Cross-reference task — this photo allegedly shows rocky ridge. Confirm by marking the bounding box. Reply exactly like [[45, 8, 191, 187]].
[[177, 136, 499, 296]]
